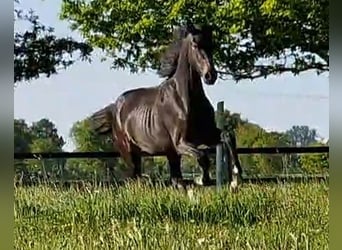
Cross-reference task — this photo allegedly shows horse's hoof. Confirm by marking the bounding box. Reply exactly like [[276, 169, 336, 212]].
[[194, 176, 204, 186], [194, 176, 214, 186], [229, 183, 239, 193]]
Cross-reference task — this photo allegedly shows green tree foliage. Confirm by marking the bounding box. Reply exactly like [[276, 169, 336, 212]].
[[285, 125, 318, 147], [14, 119, 33, 176], [14, 0, 93, 85], [14, 118, 65, 180], [30, 118, 65, 150], [60, 0, 328, 81], [298, 142, 329, 175], [27, 119, 65, 178], [70, 119, 112, 152], [14, 119, 32, 153], [236, 122, 288, 175], [284, 125, 318, 171]]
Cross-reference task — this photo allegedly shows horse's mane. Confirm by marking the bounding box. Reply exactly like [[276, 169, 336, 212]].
[[156, 26, 189, 78]]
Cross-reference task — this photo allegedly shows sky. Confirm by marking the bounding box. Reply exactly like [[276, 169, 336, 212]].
[[14, 0, 329, 152]]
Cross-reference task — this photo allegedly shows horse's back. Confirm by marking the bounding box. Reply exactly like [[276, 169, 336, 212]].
[[119, 87, 160, 106]]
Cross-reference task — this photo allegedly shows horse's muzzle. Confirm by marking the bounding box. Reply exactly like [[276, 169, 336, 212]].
[[203, 70, 217, 85]]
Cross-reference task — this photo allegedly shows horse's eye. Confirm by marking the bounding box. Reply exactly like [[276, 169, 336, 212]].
[[192, 43, 198, 49]]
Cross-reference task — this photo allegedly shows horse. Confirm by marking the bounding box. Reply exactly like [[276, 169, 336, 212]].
[[89, 23, 243, 189]]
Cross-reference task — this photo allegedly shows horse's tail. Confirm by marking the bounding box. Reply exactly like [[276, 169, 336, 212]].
[[89, 103, 115, 135]]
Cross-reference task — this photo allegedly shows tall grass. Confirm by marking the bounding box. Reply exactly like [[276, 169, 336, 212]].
[[15, 181, 328, 249]]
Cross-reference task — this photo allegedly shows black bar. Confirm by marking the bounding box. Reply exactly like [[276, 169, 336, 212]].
[[237, 146, 329, 154], [14, 146, 329, 160]]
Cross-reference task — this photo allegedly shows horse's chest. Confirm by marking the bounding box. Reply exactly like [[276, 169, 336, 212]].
[[186, 102, 219, 143], [190, 103, 215, 125]]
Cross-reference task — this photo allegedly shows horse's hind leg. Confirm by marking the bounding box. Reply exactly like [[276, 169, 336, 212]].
[[131, 152, 142, 178], [121, 148, 143, 179], [114, 143, 142, 180], [114, 128, 143, 180]]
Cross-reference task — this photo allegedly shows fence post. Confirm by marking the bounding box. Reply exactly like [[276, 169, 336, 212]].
[[216, 101, 225, 190]]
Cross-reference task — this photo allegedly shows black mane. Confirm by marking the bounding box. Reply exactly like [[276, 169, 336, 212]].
[[157, 26, 189, 78]]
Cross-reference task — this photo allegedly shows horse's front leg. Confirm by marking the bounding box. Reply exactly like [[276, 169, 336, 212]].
[[197, 152, 216, 186], [166, 152, 186, 189]]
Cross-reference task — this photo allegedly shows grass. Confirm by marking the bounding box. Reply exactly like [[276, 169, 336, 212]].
[[15, 181, 329, 249]]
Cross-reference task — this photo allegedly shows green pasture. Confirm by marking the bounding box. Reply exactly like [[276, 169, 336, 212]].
[[15, 181, 328, 249]]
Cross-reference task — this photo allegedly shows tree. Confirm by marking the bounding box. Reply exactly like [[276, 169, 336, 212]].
[[284, 125, 318, 171], [250, 130, 290, 175], [232, 118, 291, 175], [219, 109, 247, 132], [14, 118, 66, 181], [285, 125, 318, 147], [26, 118, 66, 179], [298, 142, 329, 174], [14, 118, 32, 153], [69, 119, 111, 152], [14, 0, 93, 85], [60, 0, 328, 81], [30, 118, 65, 150], [14, 119, 33, 178]]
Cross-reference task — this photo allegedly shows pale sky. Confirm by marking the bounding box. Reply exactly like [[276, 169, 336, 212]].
[[14, 0, 329, 151]]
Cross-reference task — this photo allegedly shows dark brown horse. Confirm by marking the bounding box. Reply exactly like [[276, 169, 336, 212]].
[[89, 23, 242, 189]]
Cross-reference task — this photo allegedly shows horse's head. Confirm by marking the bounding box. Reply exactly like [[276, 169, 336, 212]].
[[185, 23, 218, 85]]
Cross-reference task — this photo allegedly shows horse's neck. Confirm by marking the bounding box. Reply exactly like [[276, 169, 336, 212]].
[[173, 49, 206, 114], [189, 70, 206, 99], [171, 49, 190, 114]]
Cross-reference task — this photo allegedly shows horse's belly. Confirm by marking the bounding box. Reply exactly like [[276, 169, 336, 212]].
[[128, 120, 171, 154], [134, 131, 171, 154]]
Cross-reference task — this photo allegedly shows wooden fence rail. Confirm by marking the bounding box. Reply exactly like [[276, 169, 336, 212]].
[[14, 146, 329, 187], [14, 146, 329, 160]]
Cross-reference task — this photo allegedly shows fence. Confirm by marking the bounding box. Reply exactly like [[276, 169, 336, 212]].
[[13, 146, 330, 160], [14, 101, 329, 187], [14, 146, 329, 185]]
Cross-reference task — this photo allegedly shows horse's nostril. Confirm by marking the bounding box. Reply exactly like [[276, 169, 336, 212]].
[[204, 72, 211, 80]]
